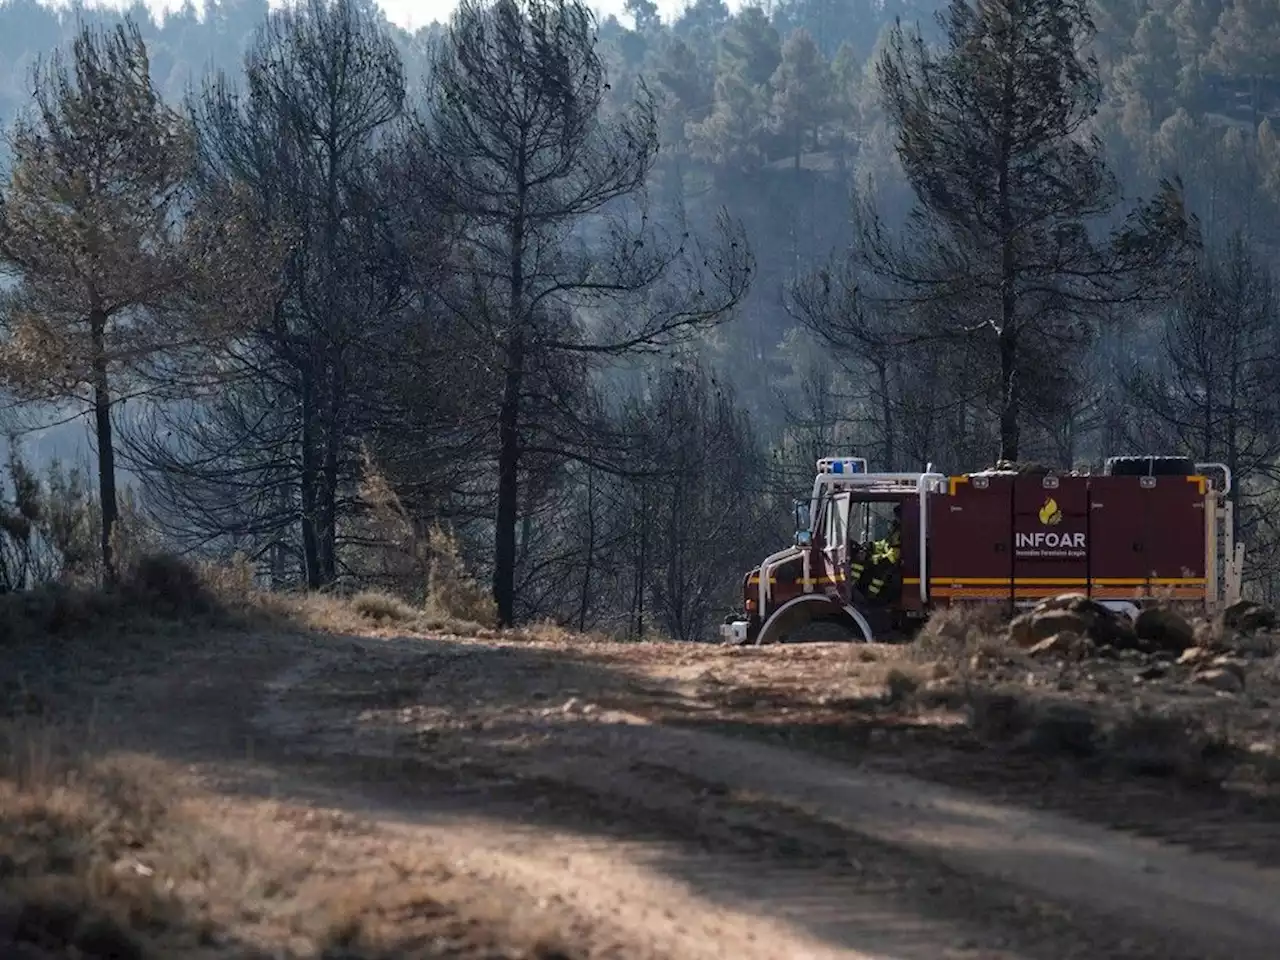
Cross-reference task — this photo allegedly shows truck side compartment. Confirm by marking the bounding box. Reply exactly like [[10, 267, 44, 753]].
[[1012, 473, 1089, 597], [928, 472, 1211, 604], [1089, 475, 1207, 599], [927, 474, 1014, 600]]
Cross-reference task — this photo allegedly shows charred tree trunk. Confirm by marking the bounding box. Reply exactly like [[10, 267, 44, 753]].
[[299, 365, 322, 589], [577, 462, 595, 632], [89, 306, 118, 586], [998, 325, 1019, 462], [633, 485, 648, 640], [996, 56, 1019, 464], [493, 164, 528, 627], [320, 123, 342, 586], [320, 362, 342, 584], [493, 331, 524, 626], [875, 356, 894, 469]]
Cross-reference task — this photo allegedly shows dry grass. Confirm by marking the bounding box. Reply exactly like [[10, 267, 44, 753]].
[[426, 525, 498, 628], [0, 724, 196, 959], [910, 604, 1017, 665], [0, 718, 587, 960], [0, 551, 271, 652], [350, 589, 420, 624], [0, 547, 623, 659]]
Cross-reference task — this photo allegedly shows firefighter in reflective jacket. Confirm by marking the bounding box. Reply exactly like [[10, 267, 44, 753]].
[[865, 507, 902, 602]]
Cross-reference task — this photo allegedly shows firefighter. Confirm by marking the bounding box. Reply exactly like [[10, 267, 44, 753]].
[[865, 505, 902, 602], [848, 542, 869, 594]]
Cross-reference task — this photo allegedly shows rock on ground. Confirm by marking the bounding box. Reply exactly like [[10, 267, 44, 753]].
[[1135, 606, 1197, 653], [1224, 600, 1278, 634], [1010, 594, 1139, 651]]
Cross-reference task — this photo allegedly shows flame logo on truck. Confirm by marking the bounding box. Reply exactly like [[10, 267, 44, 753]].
[[1038, 497, 1063, 525]]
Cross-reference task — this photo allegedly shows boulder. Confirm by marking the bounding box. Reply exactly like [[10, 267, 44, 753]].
[[1010, 610, 1090, 648], [1032, 593, 1095, 615], [1134, 606, 1196, 653], [1208, 654, 1248, 679], [1223, 599, 1277, 634], [1010, 594, 1140, 651]]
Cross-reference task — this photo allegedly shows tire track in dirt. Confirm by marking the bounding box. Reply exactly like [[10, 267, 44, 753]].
[[512, 713, 1280, 959], [252, 635, 1280, 960], [250, 641, 994, 960], [871, 749, 1280, 863]]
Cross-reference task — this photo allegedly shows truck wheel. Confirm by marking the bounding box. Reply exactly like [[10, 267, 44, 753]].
[[757, 597, 874, 645], [779, 618, 864, 643]]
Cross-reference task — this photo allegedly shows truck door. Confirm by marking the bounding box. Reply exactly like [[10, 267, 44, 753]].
[[928, 475, 1013, 601], [1087, 476, 1148, 598], [821, 491, 851, 596], [1089, 474, 1206, 599], [1143, 476, 1207, 595], [1012, 474, 1088, 598]]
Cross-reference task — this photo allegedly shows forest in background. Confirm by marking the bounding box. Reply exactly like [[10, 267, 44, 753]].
[[0, 0, 1277, 638]]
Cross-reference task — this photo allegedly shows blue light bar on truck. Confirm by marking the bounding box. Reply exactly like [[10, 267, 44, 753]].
[[816, 457, 868, 475]]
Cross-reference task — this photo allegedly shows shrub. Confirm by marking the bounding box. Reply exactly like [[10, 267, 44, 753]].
[[426, 526, 496, 628], [351, 591, 418, 623], [121, 552, 216, 617]]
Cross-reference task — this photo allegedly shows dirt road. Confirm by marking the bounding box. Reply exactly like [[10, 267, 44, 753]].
[[36, 627, 1280, 959]]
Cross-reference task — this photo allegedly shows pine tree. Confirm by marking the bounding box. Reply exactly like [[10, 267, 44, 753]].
[[1170, 0, 1224, 101], [0, 21, 253, 583], [424, 0, 751, 625], [717, 5, 781, 88], [1114, 11, 1183, 122], [798, 0, 1197, 462], [688, 5, 781, 170], [1127, 232, 1280, 542], [770, 28, 834, 169]]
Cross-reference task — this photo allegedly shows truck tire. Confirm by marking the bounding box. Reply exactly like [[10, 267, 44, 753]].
[[780, 617, 864, 643], [1104, 455, 1196, 477]]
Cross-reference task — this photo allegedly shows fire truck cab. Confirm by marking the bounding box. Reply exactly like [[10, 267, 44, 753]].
[[720, 455, 1243, 645]]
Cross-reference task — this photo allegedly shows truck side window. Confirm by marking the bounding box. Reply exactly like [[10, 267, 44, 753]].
[[851, 502, 868, 546], [819, 494, 851, 550], [833, 496, 850, 547]]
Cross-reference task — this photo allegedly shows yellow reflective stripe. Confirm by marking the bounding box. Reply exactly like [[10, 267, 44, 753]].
[[927, 577, 1206, 586]]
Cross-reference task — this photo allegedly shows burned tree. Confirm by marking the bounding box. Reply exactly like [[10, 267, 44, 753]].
[[121, 0, 411, 586], [1127, 232, 1280, 580], [796, 0, 1197, 463], [421, 0, 752, 626], [0, 20, 256, 583], [623, 359, 770, 641]]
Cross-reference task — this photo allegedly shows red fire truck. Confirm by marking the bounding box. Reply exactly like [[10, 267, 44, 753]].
[[720, 456, 1242, 645]]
